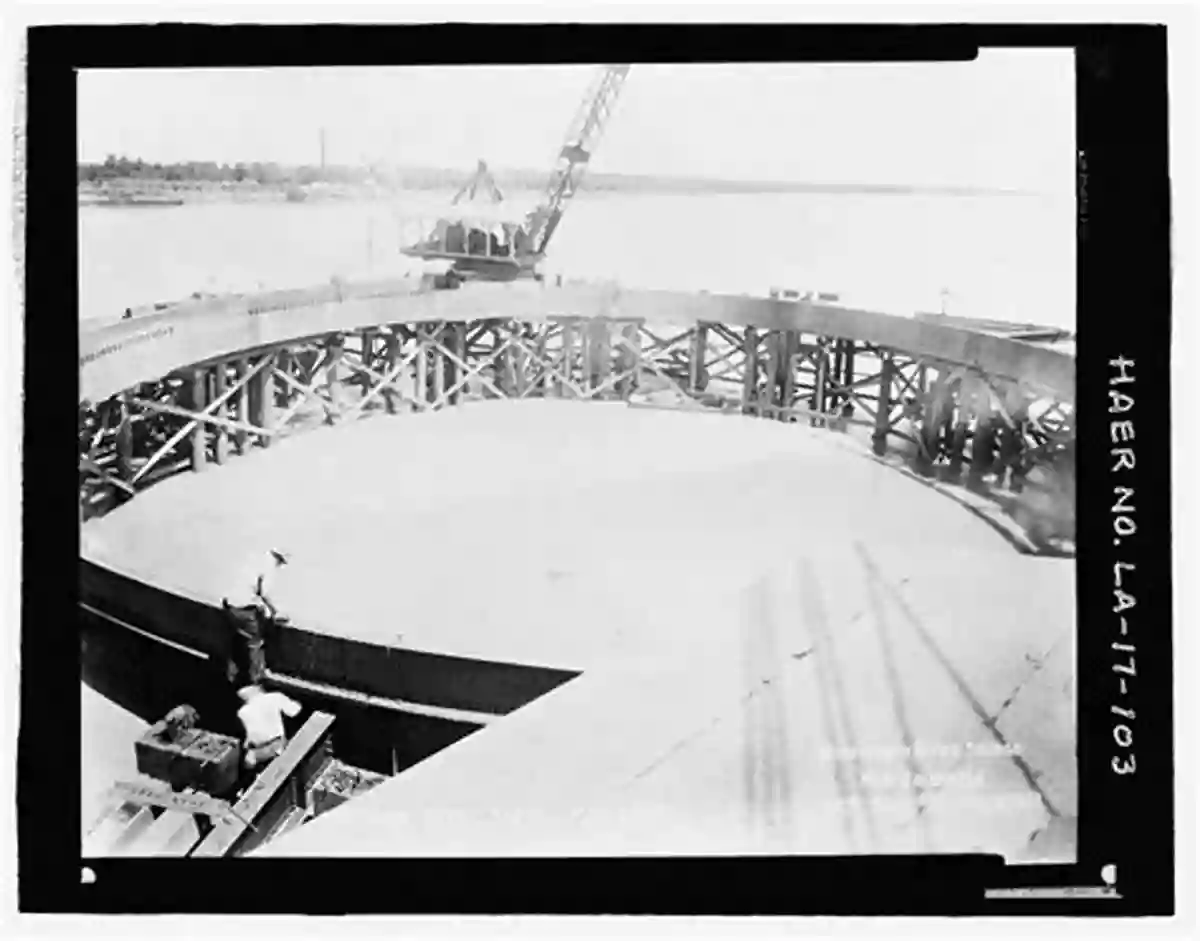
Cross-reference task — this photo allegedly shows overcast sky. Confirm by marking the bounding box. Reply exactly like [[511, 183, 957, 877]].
[[78, 50, 1074, 194]]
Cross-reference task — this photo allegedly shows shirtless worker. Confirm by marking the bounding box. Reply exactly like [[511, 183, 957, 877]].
[[237, 685, 303, 773], [222, 547, 290, 688]]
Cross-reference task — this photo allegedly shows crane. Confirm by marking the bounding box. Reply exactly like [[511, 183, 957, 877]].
[[521, 64, 631, 258], [401, 64, 632, 281]]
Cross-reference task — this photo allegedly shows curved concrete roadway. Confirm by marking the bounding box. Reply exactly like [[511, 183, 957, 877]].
[[82, 401, 1076, 860]]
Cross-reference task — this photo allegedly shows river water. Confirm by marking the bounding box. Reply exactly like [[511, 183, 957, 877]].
[[79, 189, 1075, 331]]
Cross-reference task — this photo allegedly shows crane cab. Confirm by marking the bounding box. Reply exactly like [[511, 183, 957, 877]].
[[398, 205, 545, 282], [398, 63, 629, 283]]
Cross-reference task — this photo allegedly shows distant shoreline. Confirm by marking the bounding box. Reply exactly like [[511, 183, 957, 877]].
[[78, 176, 1021, 206]]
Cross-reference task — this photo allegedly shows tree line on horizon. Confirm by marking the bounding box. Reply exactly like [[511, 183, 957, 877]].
[[76, 154, 702, 192], [79, 154, 376, 186], [78, 154, 996, 197], [77, 154, 614, 190]]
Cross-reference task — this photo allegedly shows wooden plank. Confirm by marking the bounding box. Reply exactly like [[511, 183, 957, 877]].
[[234, 358, 249, 454], [763, 331, 783, 417], [593, 319, 612, 395], [414, 325, 429, 408], [492, 325, 511, 397], [442, 324, 458, 404], [127, 395, 275, 440], [618, 322, 640, 398], [273, 348, 292, 412], [448, 323, 466, 405], [361, 329, 376, 378], [430, 326, 446, 406], [250, 353, 273, 447], [779, 331, 797, 414], [384, 331, 401, 414], [710, 322, 744, 350], [558, 320, 576, 398], [812, 343, 828, 428], [115, 393, 134, 480], [426, 335, 508, 407], [741, 327, 757, 415], [247, 367, 327, 429], [970, 416, 998, 489], [192, 711, 337, 858], [915, 371, 946, 475], [947, 415, 969, 481], [326, 337, 345, 422], [964, 378, 996, 485], [944, 374, 970, 480], [534, 328, 549, 395], [103, 806, 160, 857], [688, 323, 708, 393], [462, 321, 489, 355], [873, 352, 895, 456], [212, 363, 229, 464], [512, 324, 529, 399], [843, 340, 857, 406], [829, 340, 845, 412], [997, 414, 1025, 491], [578, 320, 592, 393], [342, 347, 425, 418], [83, 802, 150, 857], [107, 780, 235, 819], [514, 329, 569, 399], [188, 369, 207, 472], [131, 810, 201, 857]]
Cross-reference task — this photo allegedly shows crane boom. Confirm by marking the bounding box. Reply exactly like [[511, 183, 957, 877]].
[[525, 64, 631, 256]]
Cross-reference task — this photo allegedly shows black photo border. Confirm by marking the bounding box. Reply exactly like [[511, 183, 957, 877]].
[[20, 21, 1173, 916]]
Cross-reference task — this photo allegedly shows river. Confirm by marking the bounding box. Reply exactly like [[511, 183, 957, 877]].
[[78, 189, 1075, 331]]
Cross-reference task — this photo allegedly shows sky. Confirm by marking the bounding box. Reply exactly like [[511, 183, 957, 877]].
[[78, 50, 1075, 194]]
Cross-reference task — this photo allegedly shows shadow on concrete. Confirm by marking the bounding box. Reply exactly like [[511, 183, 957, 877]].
[[80, 607, 485, 777], [81, 606, 243, 738]]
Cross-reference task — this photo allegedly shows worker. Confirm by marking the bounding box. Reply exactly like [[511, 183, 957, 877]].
[[221, 547, 290, 688], [236, 685, 303, 771], [512, 226, 530, 257], [445, 221, 466, 254], [467, 227, 487, 256]]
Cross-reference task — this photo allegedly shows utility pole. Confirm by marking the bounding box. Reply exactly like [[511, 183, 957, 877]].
[[319, 128, 327, 172]]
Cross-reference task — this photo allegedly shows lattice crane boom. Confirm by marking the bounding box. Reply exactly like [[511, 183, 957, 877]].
[[525, 65, 631, 257]]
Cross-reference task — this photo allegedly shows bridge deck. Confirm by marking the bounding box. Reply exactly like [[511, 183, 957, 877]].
[[254, 546, 1074, 859], [84, 400, 1020, 670], [83, 401, 1074, 859]]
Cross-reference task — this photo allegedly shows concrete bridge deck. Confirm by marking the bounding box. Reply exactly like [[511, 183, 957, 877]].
[[82, 402, 1075, 860], [83, 401, 1035, 669], [250, 493, 1073, 858]]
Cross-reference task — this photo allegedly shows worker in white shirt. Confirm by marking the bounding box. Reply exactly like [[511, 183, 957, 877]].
[[221, 547, 289, 687], [237, 685, 303, 771]]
